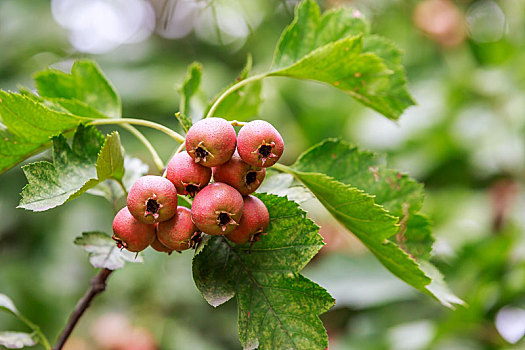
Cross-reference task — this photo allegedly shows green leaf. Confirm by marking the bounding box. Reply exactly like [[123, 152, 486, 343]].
[[400, 213, 434, 260], [0, 294, 18, 316], [361, 35, 416, 119], [179, 62, 202, 118], [174, 112, 193, 134], [292, 139, 433, 258], [34, 60, 121, 118], [193, 194, 334, 350], [18, 125, 125, 212], [0, 91, 90, 174], [272, 1, 366, 69], [207, 55, 262, 121], [271, 0, 414, 120], [293, 139, 424, 217], [289, 139, 462, 307], [87, 156, 148, 203], [74, 231, 143, 270], [0, 332, 37, 349]]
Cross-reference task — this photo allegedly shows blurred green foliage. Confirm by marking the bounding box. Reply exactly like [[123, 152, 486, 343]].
[[1, 0, 525, 349]]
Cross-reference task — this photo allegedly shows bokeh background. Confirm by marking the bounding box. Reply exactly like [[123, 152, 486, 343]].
[[1, 0, 525, 349]]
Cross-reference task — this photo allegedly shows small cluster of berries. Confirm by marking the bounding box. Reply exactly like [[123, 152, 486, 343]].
[[112, 118, 284, 254]]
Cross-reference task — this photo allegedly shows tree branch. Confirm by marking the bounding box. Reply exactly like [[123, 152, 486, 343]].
[[53, 268, 113, 350]]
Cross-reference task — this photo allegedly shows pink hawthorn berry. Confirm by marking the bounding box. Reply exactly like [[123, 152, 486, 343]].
[[185, 118, 237, 167], [212, 152, 266, 196], [237, 120, 284, 167], [150, 233, 173, 254], [191, 182, 244, 235], [112, 207, 156, 252], [226, 195, 269, 244], [166, 152, 212, 197], [127, 175, 178, 225], [157, 207, 201, 251]]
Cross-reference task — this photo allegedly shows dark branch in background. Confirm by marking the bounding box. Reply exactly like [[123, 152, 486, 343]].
[[53, 268, 113, 350]]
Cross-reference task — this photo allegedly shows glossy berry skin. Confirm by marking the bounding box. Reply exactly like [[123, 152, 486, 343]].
[[226, 195, 269, 244], [166, 152, 211, 197], [112, 207, 156, 252], [127, 176, 178, 225], [157, 207, 199, 251], [150, 232, 173, 254], [237, 120, 284, 168], [185, 118, 237, 167], [191, 182, 244, 235], [212, 153, 266, 196]]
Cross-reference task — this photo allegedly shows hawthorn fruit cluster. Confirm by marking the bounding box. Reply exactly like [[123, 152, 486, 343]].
[[112, 118, 284, 254]]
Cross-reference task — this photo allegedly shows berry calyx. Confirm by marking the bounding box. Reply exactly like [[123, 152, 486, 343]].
[[166, 152, 212, 197], [226, 195, 269, 244], [191, 182, 244, 235], [185, 118, 237, 167], [127, 176, 178, 224], [157, 207, 201, 251], [237, 120, 284, 167], [112, 207, 156, 252], [212, 153, 266, 196], [150, 233, 173, 254]]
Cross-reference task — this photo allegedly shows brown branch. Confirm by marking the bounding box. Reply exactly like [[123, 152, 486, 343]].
[[53, 268, 113, 350]]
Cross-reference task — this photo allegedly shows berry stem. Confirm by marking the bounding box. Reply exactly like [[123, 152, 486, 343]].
[[206, 73, 268, 119], [89, 118, 186, 143], [272, 163, 294, 175], [115, 178, 128, 197], [120, 124, 165, 173], [53, 268, 113, 350], [16, 313, 51, 350]]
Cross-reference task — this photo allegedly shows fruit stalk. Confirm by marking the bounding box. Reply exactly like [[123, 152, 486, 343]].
[[53, 268, 113, 350]]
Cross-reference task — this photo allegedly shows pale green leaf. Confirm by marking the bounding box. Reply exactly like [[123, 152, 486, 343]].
[[179, 62, 202, 118], [74, 231, 143, 270], [34, 60, 121, 118], [0, 332, 37, 349], [18, 126, 125, 212], [193, 194, 334, 350]]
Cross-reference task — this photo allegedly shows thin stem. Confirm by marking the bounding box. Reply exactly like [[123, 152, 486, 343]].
[[53, 269, 113, 350], [17, 314, 51, 350], [89, 118, 185, 143], [272, 163, 294, 175], [175, 142, 186, 154], [120, 124, 165, 173], [115, 178, 128, 197], [206, 73, 268, 119]]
